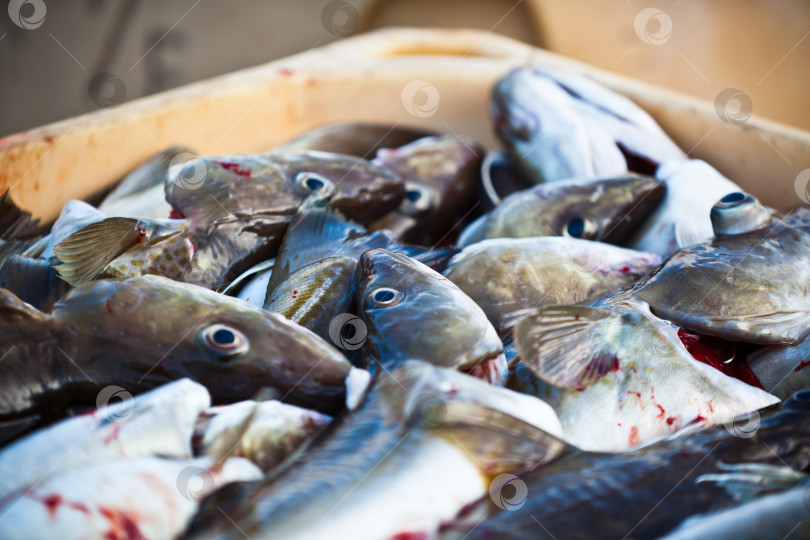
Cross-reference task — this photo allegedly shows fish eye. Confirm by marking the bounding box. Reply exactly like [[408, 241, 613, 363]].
[[563, 217, 598, 240], [719, 192, 747, 205], [199, 324, 248, 360], [294, 172, 335, 198], [400, 182, 434, 216], [503, 106, 537, 142], [368, 287, 404, 307]]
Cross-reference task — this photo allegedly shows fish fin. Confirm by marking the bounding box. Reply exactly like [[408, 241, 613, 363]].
[[513, 305, 623, 389], [0, 286, 47, 323], [222, 258, 276, 295], [425, 400, 571, 476], [0, 190, 40, 240], [696, 462, 807, 503], [674, 221, 706, 249], [346, 367, 372, 410], [52, 217, 144, 286], [0, 255, 72, 312]]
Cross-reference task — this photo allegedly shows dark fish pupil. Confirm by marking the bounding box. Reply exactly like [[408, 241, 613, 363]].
[[721, 192, 746, 204], [212, 328, 235, 345], [306, 177, 324, 191], [374, 289, 396, 303], [567, 218, 585, 237], [406, 189, 422, 202]]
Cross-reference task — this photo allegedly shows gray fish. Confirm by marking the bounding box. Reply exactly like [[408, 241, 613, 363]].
[[745, 333, 810, 399], [184, 360, 565, 540], [370, 135, 482, 245], [457, 174, 665, 247], [490, 67, 684, 184], [356, 249, 506, 382], [444, 237, 661, 335], [633, 194, 810, 345], [0, 274, 352, 444]]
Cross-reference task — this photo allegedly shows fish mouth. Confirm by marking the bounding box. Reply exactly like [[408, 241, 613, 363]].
[[602, 179, 667, 244], [465, 352, 508, 386]]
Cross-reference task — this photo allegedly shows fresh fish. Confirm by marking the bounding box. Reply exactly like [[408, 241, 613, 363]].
[[626, 159, 742, 256], [442, 391, 810, 540], [52, 152, 405, 290], [183, 360, 566, 540], [444, 237, 661, 335], [456, 174, 665, 247], [0, 379, 210, 498], [490, 67, 684, 184], [0, 456, 262, 540], [356, 249, 506, 383], [263, 196, 456, 339], [194, 399, 332, 473], [661, 475, 810, 539], [371, 135, 482, 245], [513, 293, 778, 451], [0, 274, 352, 443], [98, 145, 194, 219], [270, 122, 437, 157], [745, 332, 810, 399], [633, 193, 810, 345]]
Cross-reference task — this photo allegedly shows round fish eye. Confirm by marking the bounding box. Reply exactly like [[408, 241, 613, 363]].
[[399, 182, 434, 216], [199, 324, 249, 360], [294, 172, 335, 198], [719, 192, 746, 205], [563, 217, 598, 240], [710, 191, 771, 235], [368, 287, 404, 307]]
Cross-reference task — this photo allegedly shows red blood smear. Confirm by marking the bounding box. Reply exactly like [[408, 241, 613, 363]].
[[390, 533, 430, 540], [628, 426, 640, 446], [100, 507, 143, 540], [216, 160, 252, 177], [169, 207, 186, 219], [105, 300, 113, 315], [33, 493, 89, 518], [666, 417, 676, 425], [677, 329, 764, 389], [795, 360, 810, 372], [656, 404, 666, 418]]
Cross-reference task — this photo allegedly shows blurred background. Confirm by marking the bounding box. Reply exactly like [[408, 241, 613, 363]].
[[1, 0, 808, 136]]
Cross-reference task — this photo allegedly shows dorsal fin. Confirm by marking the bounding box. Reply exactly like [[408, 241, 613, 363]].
[[0, 287, 47, 323], [0, 190, 40, 240]]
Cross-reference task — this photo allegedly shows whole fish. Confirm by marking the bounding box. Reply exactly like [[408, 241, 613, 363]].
[[513, 293, 778, 451], [456, 174, 665, 247], [52, 151, 405, 290], [356, 249, 506, 383], [0, 456, 262, 540], [270, 122, 437, 157], [183, 360, 566, 540], [370, 135, 482, 245], [442, 391, 810, 540], [444, 237, 661, 335], [0, 378, 209, 498], [633, 193, 810, 345], [490, 67, 684, 184], [0, 274, 352, 443], [194, 399, 332, 473], [98, 145, 194, 219], [626, 159, 742, 256]]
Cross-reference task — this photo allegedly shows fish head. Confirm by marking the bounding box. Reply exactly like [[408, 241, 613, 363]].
[[273, 151, 406, 225], [490, 69, 544, 168], [492, 174, 666, 244], [55, 276, 352, 413], [356, 249, 503, 373]]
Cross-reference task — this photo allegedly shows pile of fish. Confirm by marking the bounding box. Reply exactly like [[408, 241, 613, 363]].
[[1, 66, 809, 539]]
